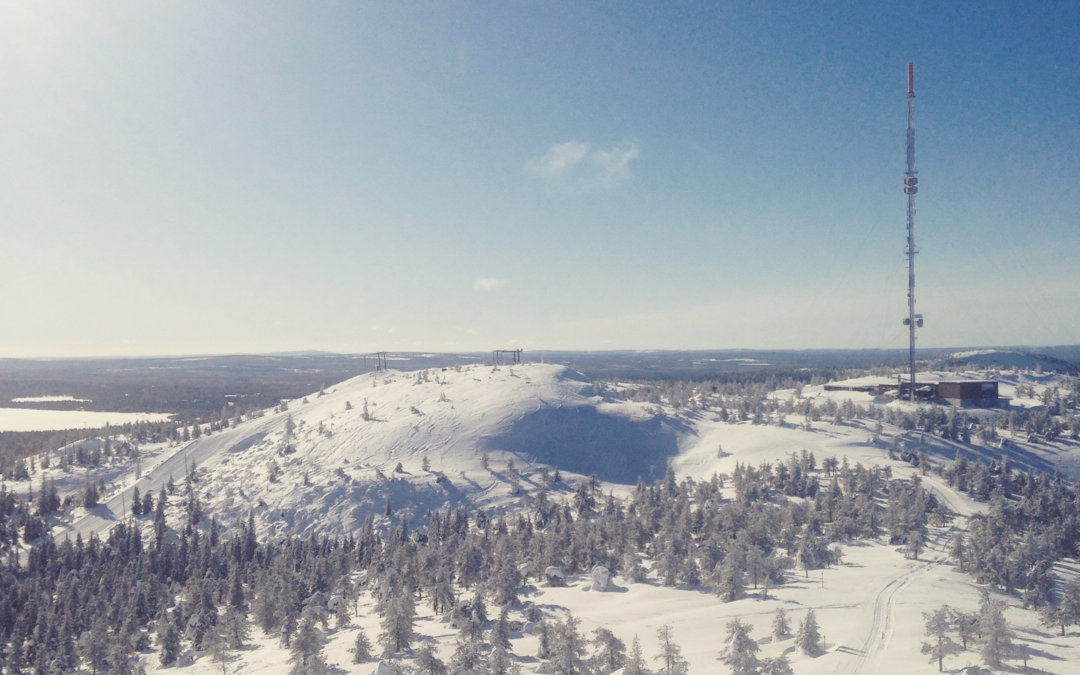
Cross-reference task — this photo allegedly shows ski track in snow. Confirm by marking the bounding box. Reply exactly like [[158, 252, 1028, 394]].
[[842, 558, 934, 675], [837, 476, 969, 675]]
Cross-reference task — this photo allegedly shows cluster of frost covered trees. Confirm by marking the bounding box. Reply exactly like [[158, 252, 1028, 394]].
[[946, 463, 1080, 612], [718, 606, 821, 675], [0, 447, 947, 674], [608, 373, 1079, 443], [920, 593, 1021, 672]]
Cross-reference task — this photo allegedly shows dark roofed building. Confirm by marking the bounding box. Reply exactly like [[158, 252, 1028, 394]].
[[937, 380, 1003, 408]]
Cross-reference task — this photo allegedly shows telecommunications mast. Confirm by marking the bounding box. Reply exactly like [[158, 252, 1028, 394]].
[[902, 62, 922, 401]]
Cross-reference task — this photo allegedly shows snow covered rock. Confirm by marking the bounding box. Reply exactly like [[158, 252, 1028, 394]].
[[544, 565, 566, 586], [590, 565, 612, 591], [327, 594, 346, 613]]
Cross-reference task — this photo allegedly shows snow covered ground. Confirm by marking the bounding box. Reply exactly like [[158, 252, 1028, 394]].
[[19, 362, 1080, 673], [141, 481, 1078, 675]]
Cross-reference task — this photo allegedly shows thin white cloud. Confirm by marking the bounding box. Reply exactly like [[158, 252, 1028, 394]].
[[526, 141, 591, 175], [473, 277, 508, 292], [524, 140, 639, 190]]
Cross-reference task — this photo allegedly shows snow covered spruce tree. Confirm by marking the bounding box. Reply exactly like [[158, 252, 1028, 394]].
[[157, 613, 182, 667], [288, 613, 328, 674], [449, 625, 484, 671], [591, 627, 626, 673], [920, 605, 961, 672], [977, 592, 1013, 668], [796, 608, 822, 655], [712, 552, 747, 602], [379, 592, 417, 657], [771, 606, 791, 641], [623, 635, 651, 675], [720, 618, 760, 675], [77, 621, 110, 675], [654, 624, 689, 675], [1040, 577, 1080, 636], [490, 605, 512, 653], [488, 642, 513, 675], [351, 627, 373, 664], [761, 655, 794, 674], [548, 612, 588, 674], [948, 607, 978, 650], [416, 642, 449, 674]]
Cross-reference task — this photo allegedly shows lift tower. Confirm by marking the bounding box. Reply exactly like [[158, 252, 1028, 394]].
[[902, 62, 922, 401]]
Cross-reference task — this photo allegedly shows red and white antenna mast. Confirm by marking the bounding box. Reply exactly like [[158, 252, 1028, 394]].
[[902, 62, 922, 401]]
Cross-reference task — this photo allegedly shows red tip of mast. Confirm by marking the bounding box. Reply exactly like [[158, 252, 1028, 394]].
[[908, 62, 914, 95]]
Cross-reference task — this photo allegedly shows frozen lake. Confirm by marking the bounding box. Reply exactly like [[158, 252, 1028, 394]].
[[0, 407, 172, 431]]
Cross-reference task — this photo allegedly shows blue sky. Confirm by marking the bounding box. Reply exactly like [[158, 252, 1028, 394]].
[[2, 1, 1077, 357]]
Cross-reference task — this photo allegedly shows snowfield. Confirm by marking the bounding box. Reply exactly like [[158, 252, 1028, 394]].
[[0, 406, 172, 431], [20, 362, 1080, 673]]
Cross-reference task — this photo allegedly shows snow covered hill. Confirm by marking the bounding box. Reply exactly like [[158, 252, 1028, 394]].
[[52, 363, 683, 543], [942, 348, 1079, 374]]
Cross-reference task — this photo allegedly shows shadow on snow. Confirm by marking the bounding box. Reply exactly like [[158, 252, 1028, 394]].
[[487, 405, 680, 485]]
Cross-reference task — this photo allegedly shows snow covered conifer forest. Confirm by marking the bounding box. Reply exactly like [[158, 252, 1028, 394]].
[[0, 361, 1079, 672]]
